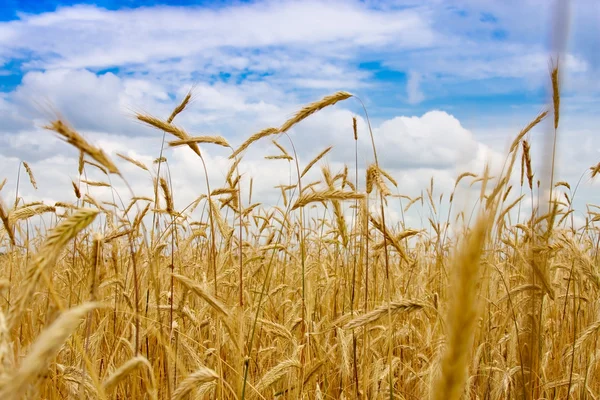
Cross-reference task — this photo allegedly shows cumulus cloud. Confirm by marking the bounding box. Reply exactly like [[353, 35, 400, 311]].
[[1, 0, 600, 227], [373, 111, 479, 169]]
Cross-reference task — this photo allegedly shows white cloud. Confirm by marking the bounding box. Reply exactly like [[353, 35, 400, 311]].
[[0, 2, 434, 74], [406, 71, 425, 104], [373, 111, 480, 169], [1, 0, 600, 231]]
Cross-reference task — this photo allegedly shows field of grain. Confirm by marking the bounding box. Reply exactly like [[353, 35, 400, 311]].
[[0, 62, 599, 400]]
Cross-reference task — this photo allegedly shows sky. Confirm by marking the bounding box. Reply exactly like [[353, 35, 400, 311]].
[[1, 0, 600, 227]]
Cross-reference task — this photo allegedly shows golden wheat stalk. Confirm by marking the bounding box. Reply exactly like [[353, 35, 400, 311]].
[[344, 300, 424, 329], [404, 195, 422, 212], [102, 356, 157, 400], [367, 164, 391, 196], [0, 302, 103, 400], [280, 91, 353, 133], [369, 215, 409, 262], [81, 179, 111, 187], [105, 228, 132, 243], [159, 178, 174, 215], [172, 367, 219, 400], [0, 306, 11, 380], [291, 189, 365, 210], [116, 153, 149, 172], [84, 159, 108, 175], [7, 208, 99, 330], [172, 274, 230, 317], [22, 162, 37, 190], [554, 181, 570, 190], [509, 110, 549, 153], [551, 61, 560, 130], [564, 319, 600, 360], [71, 181, 81, 199], [168, 90, 192, 123], [137, 113, 201, 156], [431, 212, 490, 400], [301, 146, 333, 178], [454, 172, 477, 188], [265, 155, 293, 161], [590, 162, 600, 179], [0, 198, 15, 246], [379, 167, 398, 187], [255, 358, 301, 392], [272, 140, 291, 157], [44, 119, 120, 175], [522, 140, 534, 190], [9, 204, 56, 224], [229, 127, 280, 160], [169, 135, 230, 148]]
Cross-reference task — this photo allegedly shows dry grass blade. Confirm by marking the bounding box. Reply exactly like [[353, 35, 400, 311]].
[[169, 135, 230, 148], [0, 302, 102, 400], [0, 179, 6, 192], [343, 300, 424, 330], [44, 120, 120, 175], [173, 274, 230, 317], [280, 91, 352, 133], [291, 189, 365, 210], [171, 367, 219, 400]]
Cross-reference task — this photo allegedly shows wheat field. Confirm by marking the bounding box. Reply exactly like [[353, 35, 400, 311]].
[[0, 62, 599, 400]]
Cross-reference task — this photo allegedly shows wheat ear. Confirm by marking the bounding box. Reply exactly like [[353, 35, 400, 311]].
[[1, 302, 103, 400]]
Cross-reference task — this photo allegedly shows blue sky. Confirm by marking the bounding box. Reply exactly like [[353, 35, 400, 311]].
[[1, 0, 600, 221], [0, 0, 573, 118]]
